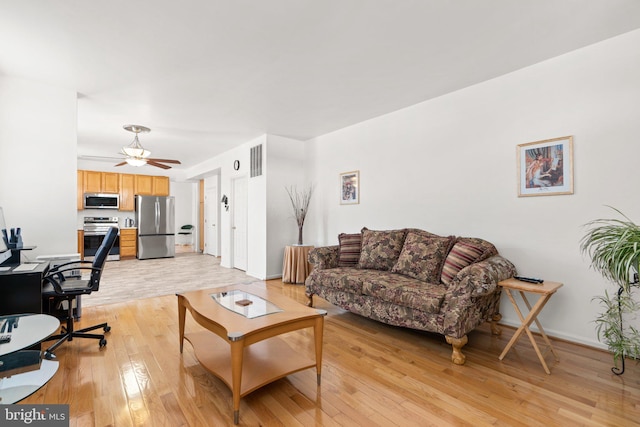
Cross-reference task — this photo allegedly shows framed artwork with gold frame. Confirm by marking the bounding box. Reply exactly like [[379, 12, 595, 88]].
[[517, 136, 573, 197]]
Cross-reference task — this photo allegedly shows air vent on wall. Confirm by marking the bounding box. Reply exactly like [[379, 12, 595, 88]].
[[250, 144, 263, 178]]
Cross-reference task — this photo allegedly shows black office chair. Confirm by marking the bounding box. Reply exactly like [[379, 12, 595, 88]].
[[41, 226, 117, 359]]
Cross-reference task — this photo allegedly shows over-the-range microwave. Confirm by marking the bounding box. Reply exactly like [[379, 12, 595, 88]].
[[83, 193, 119, 210]]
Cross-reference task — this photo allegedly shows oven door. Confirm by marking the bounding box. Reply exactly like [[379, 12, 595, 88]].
[[84, 232, 120, 261]]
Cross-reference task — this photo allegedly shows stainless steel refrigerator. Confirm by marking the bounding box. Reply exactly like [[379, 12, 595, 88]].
[[136, 195, 175, 259]]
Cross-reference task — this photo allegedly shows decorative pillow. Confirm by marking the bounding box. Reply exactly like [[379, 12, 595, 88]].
[[337, 233, 362, 267], [440, 240, 487, 286], [391, 232, 456, 283], [357, 228, 407, 271], [456, 237, 498, 262]]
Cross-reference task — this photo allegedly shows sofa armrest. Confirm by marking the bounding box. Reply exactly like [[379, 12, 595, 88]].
[[448, 255, 517, 298], [308, 246, 339, 270]]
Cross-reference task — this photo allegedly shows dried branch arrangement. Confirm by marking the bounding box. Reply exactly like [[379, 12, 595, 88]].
[[286, 185, 314, 245]]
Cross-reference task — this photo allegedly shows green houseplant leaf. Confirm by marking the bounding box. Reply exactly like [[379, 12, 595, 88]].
[[581, 206, 640, 371]]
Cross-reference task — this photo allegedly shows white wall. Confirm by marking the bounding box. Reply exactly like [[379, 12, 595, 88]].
[[186, 134, 307, 279], [0, 75, 77, 259], [306, 29, 640, 349], [265, 135, 307, 278], [187, 135, 265, 274]]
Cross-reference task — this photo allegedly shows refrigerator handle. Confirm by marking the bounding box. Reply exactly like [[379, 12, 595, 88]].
[[155, 200, 160, 232]]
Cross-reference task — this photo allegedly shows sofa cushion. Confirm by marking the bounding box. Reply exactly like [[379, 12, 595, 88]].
[[306, 267, 372, 294], [357, 228, 407, 271], [391, 232, 455, 283], [456, 237, 498, 262], [440, 240, 486, 286], [337, 233, 362, 267], [360, 270, 446, 313]]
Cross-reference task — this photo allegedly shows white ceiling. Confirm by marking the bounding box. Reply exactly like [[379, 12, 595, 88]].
[[2, 1, 640, 170]]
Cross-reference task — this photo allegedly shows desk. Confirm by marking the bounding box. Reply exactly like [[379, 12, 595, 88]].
[[4, 246, 37, 265], [0, 314, 60, 403], [282, 245, 313, 284], [0, 262, 49, 316], [498, 278, 563, 374]]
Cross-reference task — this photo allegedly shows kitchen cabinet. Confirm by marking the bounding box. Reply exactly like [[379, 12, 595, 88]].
[[77, 170, 84, 210], [80, 170, 120, 195], [83, 170, 102, 193], [77, 230, 84, 260], [119, 174, 135, 211], [152, 176, 170, 196], [78, 171, 170, 211], [102, 172, 120, 193], [135, 174, 170, 197], [120, 229, 137, 258], [135, 175, 153, 195]]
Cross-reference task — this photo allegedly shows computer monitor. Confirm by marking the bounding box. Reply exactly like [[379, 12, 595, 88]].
[[0, 207, 12, 265]]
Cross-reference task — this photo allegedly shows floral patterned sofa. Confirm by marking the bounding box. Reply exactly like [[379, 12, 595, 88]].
[[305, 227, 516, 365]]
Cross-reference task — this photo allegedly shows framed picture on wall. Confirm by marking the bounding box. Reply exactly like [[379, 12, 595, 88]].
[[517, 136, 574, 197], [340, 170, 359, 204]]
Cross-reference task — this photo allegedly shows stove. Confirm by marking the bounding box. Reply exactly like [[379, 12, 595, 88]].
[[83, 217, 120, 261]]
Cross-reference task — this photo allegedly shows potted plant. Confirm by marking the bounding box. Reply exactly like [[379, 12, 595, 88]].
[[285, 185, 313, 245], [580, 206, 640, 374]]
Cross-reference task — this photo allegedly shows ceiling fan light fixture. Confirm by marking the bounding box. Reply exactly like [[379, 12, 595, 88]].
[[122, 133, 152, 158], [122, 146, 151, 158], [115, 124, 180, 169], [125, 157, 147, 167]]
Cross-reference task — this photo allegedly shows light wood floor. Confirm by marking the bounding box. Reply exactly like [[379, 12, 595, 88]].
[[23, 254, 640, 426]]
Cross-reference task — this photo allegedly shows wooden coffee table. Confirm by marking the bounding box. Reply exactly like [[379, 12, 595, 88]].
[[177, 284, 326, 424]]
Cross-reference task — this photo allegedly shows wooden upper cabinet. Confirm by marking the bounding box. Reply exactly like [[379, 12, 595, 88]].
[[135, 174, 170, 196], [102, 172, 120, 193], [135, 175, 153, 195], [77, 170, 84, 210], [153, 176, 170, 196], [119, 174, 135, 211], [82, 170, 119, 194], [78, 171, 170, 210], [83, 170, 103, 193]]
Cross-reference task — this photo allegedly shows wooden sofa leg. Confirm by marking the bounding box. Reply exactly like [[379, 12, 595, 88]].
[[445, 335, 468, 365], [306, 294, 313, 307], [490, 313, 502, 336]]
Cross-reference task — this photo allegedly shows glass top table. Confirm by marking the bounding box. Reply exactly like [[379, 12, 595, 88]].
[[0, 313, 60, 404], [211, 290, 283, 319]]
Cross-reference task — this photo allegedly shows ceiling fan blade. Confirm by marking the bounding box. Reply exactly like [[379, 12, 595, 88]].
[[147, 158, 181, 164], [147, 160, 172, 169], [114, 161, 127, 167]]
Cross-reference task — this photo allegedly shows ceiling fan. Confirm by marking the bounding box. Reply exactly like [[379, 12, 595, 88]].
[[115, 125, 181, 170]]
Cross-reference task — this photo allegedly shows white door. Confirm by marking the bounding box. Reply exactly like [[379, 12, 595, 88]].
[[204, 185, 219, 256], [231, 176, 248, 271]]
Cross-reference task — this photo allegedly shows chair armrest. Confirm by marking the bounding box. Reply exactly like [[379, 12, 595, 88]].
[[308, 246, 339, 270], [43, 266, 102, 294], [48, 260, 91, 273]]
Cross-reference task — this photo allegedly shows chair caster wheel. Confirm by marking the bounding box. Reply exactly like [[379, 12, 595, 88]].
[[44, 351, 56, 360], [99, 338, 107, 348], [104, 325, 111, 333]]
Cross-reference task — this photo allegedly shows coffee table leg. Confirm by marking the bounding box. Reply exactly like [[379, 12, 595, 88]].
[[230, 339, 244, 424], [314, 312, 326, 386], [314, 317, 323, 386]]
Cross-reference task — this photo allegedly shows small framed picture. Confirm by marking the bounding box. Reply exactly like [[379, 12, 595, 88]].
[[517, 136, 574, 197], [340, 171, 359, 205]]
